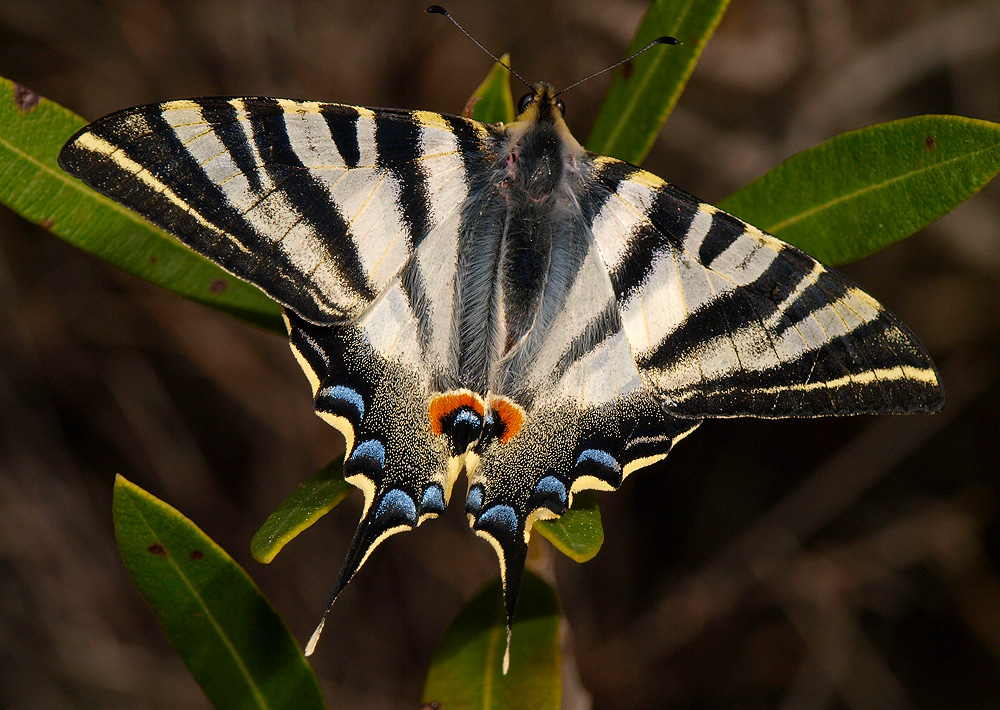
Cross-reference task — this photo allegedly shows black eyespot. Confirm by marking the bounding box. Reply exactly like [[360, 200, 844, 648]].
[[555, 98, 566, 116], [517, 92, 534, 114]]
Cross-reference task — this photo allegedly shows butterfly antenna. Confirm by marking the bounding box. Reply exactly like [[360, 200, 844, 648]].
[[556, 36, 680, 96], [427, 6, 532, 90]]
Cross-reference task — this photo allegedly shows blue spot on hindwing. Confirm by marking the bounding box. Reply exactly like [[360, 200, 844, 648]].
[[420, 485, 445, 514], [317, 385, 365, 420], [349, 439, 385, 467], [477, 505, 518, 536], [575, 448, 621, 473], [375, 488, 417, 525], [466, 484, 484, 516], [445, 407, 484, 453], [454, 409, 481, 427], [535, 475, 567, 508]]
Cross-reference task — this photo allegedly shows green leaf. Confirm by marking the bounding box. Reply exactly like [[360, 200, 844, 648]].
[[467, 54, 516, 124], [0, 75, 283, 331], [718, 115, 1000, 265], [586, 0, 731, 164], [534, 491, 603, 563], [423, 572, 561, 710], [113, 475, 325, 710], [251, 458, 351, 564]]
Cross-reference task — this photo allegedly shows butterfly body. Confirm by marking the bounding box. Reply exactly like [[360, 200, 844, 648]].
[[58, 80, 942, 656]]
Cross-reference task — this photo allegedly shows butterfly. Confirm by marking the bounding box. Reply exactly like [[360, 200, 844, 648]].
[[57, 17, 943, 669]]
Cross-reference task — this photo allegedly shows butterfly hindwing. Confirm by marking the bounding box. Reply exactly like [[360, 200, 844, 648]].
[[586, 155, 943, 418], [286, 289, 463, 648], [467, 387, 699, 625], [58, 98, 491, 325]]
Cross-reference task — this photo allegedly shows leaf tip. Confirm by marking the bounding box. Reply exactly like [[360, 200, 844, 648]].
[[250, 537, 278, 564], [113, 473, 133, 496]]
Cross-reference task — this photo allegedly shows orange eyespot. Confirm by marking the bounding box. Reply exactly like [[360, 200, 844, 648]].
[[428, 390, 486, 435], [490, 397, 526, 444]]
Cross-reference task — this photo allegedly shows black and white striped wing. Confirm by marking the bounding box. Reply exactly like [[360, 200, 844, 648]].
[[58, 98, 488, 325], [59, 98, 495, 649], [587, 156, 944, 418]]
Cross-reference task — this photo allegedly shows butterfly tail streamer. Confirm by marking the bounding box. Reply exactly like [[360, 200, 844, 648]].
[[469, 499, 529, 675], [305, 484, 422, 656]]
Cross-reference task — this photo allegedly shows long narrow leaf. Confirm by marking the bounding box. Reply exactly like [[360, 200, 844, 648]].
[[113, 475, 325, 710], [0, 76, 283, 331], [468, 54, 516, 124], [251, 458, 351, 564], [718, 115, 1000, 265], [586, 0, 731, 164], [423, 572, 561, 710]]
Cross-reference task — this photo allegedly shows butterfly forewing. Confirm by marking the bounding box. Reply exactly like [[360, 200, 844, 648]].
[[585, 155, 943, 418], [58, 98, 491, 326]]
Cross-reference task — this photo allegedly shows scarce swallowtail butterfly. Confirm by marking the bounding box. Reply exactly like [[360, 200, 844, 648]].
[[58, 6, 943, 670]]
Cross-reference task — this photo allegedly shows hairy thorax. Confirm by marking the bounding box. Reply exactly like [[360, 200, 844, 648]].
[[489, 121, 592, 395], [451, 99, 593, 400]]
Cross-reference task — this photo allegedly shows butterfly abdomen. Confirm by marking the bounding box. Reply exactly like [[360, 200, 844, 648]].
[[492, 124, 597, 394]]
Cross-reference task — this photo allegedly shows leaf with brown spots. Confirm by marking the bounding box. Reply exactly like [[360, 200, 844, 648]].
[[720, 115, 1000, 265], [113, 475, 325, 710], [0, 74, 283, 331]]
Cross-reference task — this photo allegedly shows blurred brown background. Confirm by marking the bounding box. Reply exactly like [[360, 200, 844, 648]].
[[1, 1, 999, 708]]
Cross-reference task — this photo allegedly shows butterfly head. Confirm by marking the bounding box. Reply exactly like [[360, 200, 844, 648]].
[[507, 82, 583, 158], [515, 83, 566, 122]]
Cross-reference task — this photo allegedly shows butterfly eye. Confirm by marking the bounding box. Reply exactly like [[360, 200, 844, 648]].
[[555, 98, 566, 116], [517, 92, 534, 114]]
